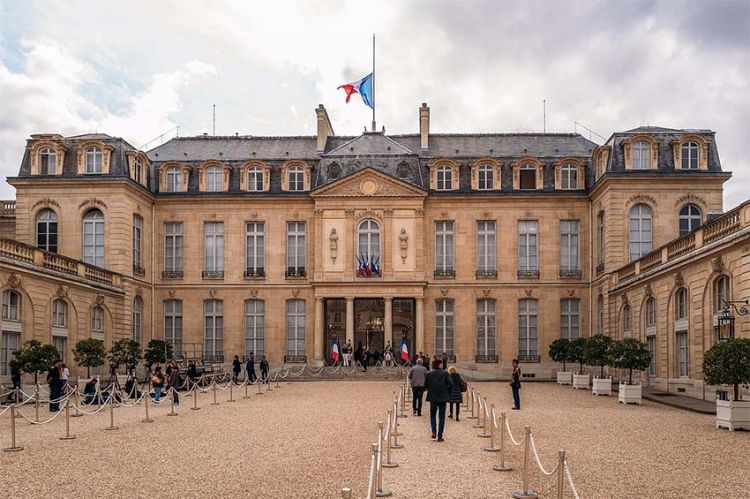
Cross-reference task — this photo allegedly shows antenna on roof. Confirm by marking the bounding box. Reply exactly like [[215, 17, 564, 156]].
[[543, 99, 546, 134], [212, 104, 216, 136]]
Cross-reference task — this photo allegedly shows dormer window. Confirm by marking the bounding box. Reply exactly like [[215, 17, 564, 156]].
[[288, 166, 304, 191], [86, 147, 103, 173], [477, 164, 493, 190], [681, 142, 699, 169], [561, 163, 578, 189], [39, 148, 56, 175], [632, 141, 651, 170], [247, 167, 263, 191], [134, 158, 143, 183], [205, 166, 223, 192], [436, 165, 453, 190], [519, 164, 537, 189], [166, 166, 182, 193], [397, 163, 410, 179], [328, 163, 341, 179]]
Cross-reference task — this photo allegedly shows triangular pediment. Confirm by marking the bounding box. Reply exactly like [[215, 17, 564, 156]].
[[326, 132, 414, 156], [311, 167, 426, 198]]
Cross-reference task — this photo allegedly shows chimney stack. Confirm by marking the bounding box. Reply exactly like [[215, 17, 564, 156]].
[[316, 104, 334, 152], [419, 103, 430, 151]]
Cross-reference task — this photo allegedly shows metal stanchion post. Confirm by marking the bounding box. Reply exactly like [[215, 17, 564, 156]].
[[4, 404, 23, 452], [512, 426, 538, 499], [479, 398, 491, 438], [14, 387, 20, 405], [462, 385, 469, 409], [72, 387, 83, 417], [168, 389, 178, 416], [256, 380, 263, 396], [34, 384, 40, 423], [191, 385, 200, 410], [266, 376, 272, 392], [473, 397, 483, 428], [375, 426, 392, 497], [391, 407, 404, 449], [493, 412, 513, 472], [468, 389, 477, 419], [244, 379, 250, 399], [60, 397, 76, 440], [399, 386, 407, 418], [185, 378, 191, 397], [382, 417, 398, 469], [556, 450, 565, 499], [142, 392, 154, 423], [275, 373, 280, 388], [228, 381, 235, 402], [483, 404, 500, 451], [106, 396, 119, 430], [211, 382, 219, 406], [341, 486, 352, 498]]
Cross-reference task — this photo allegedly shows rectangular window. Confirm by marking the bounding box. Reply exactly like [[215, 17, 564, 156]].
[[204, 300, 224, 362], [53, 336, 67, 363], [561, 165, 578, 189], [92, 308, 103, 333], [245, 300, 265, 356], [560, 299, 580, 339], [246, 222, 265, 277], [3, 291, 20, 322], [519, 167, 536, 190], [647, 336, 656, 376], [560, 220, 580, 272], [164, 222, 184, 273], [163, 300, 183, 357], [1, 331, 21, 376], [518, 220, 538, 273], [597, 212, 605, 269], [248, 169, 264, 191], [435, 221, 455, 276], [133, 301, 142, 344], [286, 222, 306, 277], [204, 222, 224, 274], [435, 299, 455, 356], [677, 332, 688, 377], [476, 220, 496, 275], [598, 295, 605, 334], [476, 299, 496, 359], [53, 300, 66, 327], [286, 299, 306, 358], [518, 299, 539, 360], [133, 215, 143, 270]]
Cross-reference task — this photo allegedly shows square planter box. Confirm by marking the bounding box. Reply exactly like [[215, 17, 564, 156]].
[[557, 371, 573, 385], [716, 399, 750, 431], [592, 376, 612, 396], [618, 383, 642, 405], [572, 373, 590, 390]]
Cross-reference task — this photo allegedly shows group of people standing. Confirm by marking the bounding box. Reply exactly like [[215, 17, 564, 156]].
[[231, 353, 270, 384], [45, 359, 69, 412]]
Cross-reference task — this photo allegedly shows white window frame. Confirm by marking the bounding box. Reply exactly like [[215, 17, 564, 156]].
[[288, 166, 304, 191], [675, 288, 688, 320], [647, 336, 657, 376], [714, 275, 729, 313], [1, 331, 21, 376], [477, 164, 493, 190], [679, 204, 702, 237], [204, 222, 224, 273], [561, 298, 580, 339], [2, 290, 20, 322], [286, 299, 306, 357], [132, 297, 142, 344], [357, 219, 381, 263], [36, 209, 58, 253], [518, 299, 538, 359], [52, 299, 67, 327], [476, 299, 496, 357], [632, 141, 651, 170], [629, 204, 652, 261], [91, 306, 104, 337], [623, 304, 632, 338], [677, 331, 688, 377], [561, 163, 578, 189], [435, 221, 455, 274], [436, 165, 453, 191], [519, 164, 537, 190], [40, 148, 56, 175], [518, 220, 538, 272], [86, 147, 103, 173], [163, 300, 183, 356], [286, 222, 306, 275], [204, 299, 224, 361], [83, 209, 105, 267], [598, 294, 605, 334], [681, 141, 699, 169], [166, 167, 182, 193], [205, 166, 223, 192], [164, 222, 184, 273], [476, 220, 496, 273], [560, 220, 580, 272], [247, 167, 264, 192], [133, 215, 143, 269], [245, 300, 265, 356], [435, 299, 455, 356], [245, 222, 265, 276]]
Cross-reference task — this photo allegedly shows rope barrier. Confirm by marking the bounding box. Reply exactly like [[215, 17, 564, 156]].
[[564, 461, 581, 499]]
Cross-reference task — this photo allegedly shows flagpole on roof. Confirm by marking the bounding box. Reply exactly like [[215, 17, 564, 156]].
[[371, 33, 376, 132]]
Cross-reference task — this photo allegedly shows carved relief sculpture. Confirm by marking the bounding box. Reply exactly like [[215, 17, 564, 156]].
[[399, 228, 408, 263], [329, 228, 339, 262]]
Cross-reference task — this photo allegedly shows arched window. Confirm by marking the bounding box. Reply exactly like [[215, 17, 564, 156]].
[[91, 306, 103, 334], [645, 297, 656, 328], [52, 299, 67, 327], [166, 166, 182, 193], [82, 209, 105, 267], [561, 163, 578, 189], [39, 148, 56, 175], [396, 162, 410, 179], [132, 297, 142, 344], [623, 304, 632, 337], [205, 166, 223, 192], [247, 167, 264, 191], [681, 141, 699, 169], [629, 204, 652, 261], [679, 204, 702, 236], [36, 209, 58, 253], [632, 141, 650, 169], [519, 164, 537, 189], [245, 300, 265, 356], [358, 219, 381, 274], [288, 166, 304, 191], [86, 147, 103, 173], [436, 165, 453, 190], [327, 163, 341, 179], [675, 287, 688, 320], [2, 290, 20, 321], [714, 275, 730, 313], [477, 164, 493, 190]]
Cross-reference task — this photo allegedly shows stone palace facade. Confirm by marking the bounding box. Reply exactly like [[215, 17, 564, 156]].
[[1, 103, 748, 399]]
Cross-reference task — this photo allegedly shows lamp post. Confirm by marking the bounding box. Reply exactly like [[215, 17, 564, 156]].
[[715, 299, 749, 342]]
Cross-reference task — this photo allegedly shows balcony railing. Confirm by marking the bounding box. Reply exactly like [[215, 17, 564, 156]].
[[244, 268, 265, 278], [559, 269, 582, 279], [202, 270, 224, 279], [434, 269, 456, 278], [285, 268, 306, 278], [162, 270, 184, 279], [517, 354, 540, 363], [284, 354, 307, 363], [0, 237, 120, 287], [476, 270, 498, 279], [614, 200, 750, 285], [203, 354, 225, 364], [475, 354, 498, 363], [1, 200, 16, 215], [517, 269, 540, 279]]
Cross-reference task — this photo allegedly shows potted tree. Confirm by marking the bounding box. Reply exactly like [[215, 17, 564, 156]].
[[569, 338, 590, 390], [108, 339, 142, 384], [549, 338, 573, 385], [144, 339, 173, 372], [73, 338, 106, 381], [13, 339, 58, 388], [585, 334, 613, 396], [611, 338, 651, 405], [703, 338, 750, 431]]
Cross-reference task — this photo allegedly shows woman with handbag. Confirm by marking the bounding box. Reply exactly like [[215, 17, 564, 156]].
[[151, 366, 165, 402], [447, 366, 464, 421]]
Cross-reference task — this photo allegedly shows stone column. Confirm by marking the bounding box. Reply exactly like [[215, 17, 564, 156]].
[[416, 297, 424, 353], [384, 297, 393, 350], [314, 298, 324, 362], [346, 297, 355, 347]]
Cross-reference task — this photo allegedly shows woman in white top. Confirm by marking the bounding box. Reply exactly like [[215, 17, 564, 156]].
[[61, 363, 70, 389]]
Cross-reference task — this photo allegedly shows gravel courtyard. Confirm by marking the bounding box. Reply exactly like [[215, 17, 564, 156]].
[[1, 380, 748, 498]]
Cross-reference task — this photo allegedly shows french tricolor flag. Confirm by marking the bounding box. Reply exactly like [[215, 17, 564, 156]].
[[331, 339, 340, 363], [338, 73, 374, 109], [400, 337, 409, 362]]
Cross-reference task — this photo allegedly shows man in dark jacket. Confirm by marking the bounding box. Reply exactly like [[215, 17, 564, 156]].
[[408, 358, 428, 416], [47, 359, 62, 412], [259, 356, 269, 384], [425, 359, 453, 441], [232, 355, 241, 383], [246, 353, 257, 383], [168, 363, 180, 405], [511, 358, 522, 410]]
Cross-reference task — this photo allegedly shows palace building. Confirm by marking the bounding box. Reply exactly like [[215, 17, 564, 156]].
[[1, 103, 748, 400]]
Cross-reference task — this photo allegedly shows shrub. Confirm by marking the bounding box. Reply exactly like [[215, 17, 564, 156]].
[[569, 338, 586, 375], [13, 339, 59, 384], [549, 338, 572, 372], [584, 334, 613, 378], [108, 339, 142, 373], [73, 339, 106, 378], [144, 340, 173, 369], [703, 338, 750, 401], [611, 338, 651, 385]]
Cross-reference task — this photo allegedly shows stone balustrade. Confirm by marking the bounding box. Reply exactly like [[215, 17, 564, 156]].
[[1, 200, 15, 215]]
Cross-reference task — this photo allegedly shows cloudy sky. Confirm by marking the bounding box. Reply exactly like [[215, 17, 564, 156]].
[[0, 0, 748, 207]]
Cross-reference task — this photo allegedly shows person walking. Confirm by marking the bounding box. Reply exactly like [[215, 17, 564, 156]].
[[425, 359, 453, 442], [447, 366, 464, 421], [259, 356, 270, 384], [510, 358, 522, 410], [151, 366, 165, 402], [9, 360, 21, 403], [246, 353, 257, 383], [47, 359, 62, 412], [168, 362, 180, 405], [408, 358, 428, 416], [232, 355, 242, 383]]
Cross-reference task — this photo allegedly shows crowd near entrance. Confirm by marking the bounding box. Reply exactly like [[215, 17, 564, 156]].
[[324, 297, 415, 365]]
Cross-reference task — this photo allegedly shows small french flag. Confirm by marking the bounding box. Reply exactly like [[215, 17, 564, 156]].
[[400, 336, 409, 362], [331, 339, 340, 363]]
